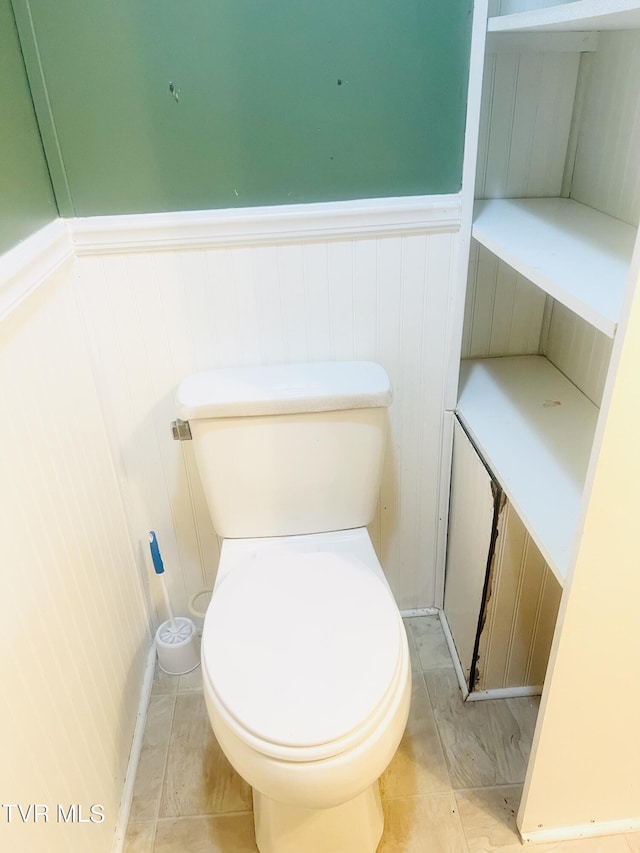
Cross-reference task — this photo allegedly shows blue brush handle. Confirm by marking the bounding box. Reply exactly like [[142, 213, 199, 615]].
[[149, 531, 165, 575]]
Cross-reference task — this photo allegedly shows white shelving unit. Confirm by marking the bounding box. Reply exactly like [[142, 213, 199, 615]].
[[457, 356, 598, 586], [462, 0, 640, 543], [446, 0, 640, 711], [488, 0, 640, 33], [445, 0, 640, 838], [472, 198, 636, 337]]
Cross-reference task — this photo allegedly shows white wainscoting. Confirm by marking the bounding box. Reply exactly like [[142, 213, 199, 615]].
[[72, 196, 463, 616], [0, 232, 150, 853]]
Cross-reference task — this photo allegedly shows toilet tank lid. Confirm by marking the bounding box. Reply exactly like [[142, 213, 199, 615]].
[[176, 361, 392, 420]]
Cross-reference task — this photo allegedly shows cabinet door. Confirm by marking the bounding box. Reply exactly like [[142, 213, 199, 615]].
[[474, 501, 562, 694], [444, 418, 562, 697], [444, 419, 500, 686]]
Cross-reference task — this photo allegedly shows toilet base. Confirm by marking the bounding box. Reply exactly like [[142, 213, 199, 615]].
[[253, 782, 384, 853]]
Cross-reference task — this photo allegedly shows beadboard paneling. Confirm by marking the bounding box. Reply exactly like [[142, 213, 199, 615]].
[[476, 501, 562, 692], [543, 301, 613, 406], [462, 241, 547, 358], [74, 221, 459, 614], [570, 30, 640, 227], [476, 47, 579, 200], [0, 254, 149, 853]]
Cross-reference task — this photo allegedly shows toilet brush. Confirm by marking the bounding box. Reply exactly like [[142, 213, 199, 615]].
[[149, 531, 200, 675]]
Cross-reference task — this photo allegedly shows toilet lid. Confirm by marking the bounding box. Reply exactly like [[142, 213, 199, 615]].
[[202, 552, 401, 751]]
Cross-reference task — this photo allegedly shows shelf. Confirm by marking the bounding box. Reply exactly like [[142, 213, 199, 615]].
[[472, 198, 636, 337], [456, 356, 599, 586], [488, 0, 640, 33]]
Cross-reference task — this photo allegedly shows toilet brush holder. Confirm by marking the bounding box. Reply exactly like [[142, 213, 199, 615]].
[[155, 616, 200, 675], [149, 530, 201, 676]]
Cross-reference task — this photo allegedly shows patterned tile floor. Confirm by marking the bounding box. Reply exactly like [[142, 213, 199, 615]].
[[124, 615, 638, 852]]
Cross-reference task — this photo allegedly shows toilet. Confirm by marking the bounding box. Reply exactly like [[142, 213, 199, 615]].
[[175, 360, 411, 853]]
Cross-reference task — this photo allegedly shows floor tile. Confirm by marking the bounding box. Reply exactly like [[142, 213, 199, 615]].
[[626, 834, 640, 851], [177, 665, 204, 693], [425, 668, 537, 789], [129, 694, 176, 822], [403, 618, 423, 672], [378, 792, 468, 852], [154, 813, 258, 852], [405, 615, 453, 671], [159, 692, 252, 817], [380, 671, 451, 799], [456, 786, 633, 853], [123, 820, 156, 852], [151, 663, 179, 696]]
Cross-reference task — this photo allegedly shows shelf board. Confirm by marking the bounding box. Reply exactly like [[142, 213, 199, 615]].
[[488, 0, 640, 33], [472, 198, 636, 337], [457, 356, 599, 586]]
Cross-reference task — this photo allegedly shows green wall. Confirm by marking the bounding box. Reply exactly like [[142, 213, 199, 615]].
[[0, 1, 57, 255], [13, 1, 473, 217]]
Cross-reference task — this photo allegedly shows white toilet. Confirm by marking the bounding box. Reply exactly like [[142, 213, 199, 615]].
[[175, 361, 411, 853]]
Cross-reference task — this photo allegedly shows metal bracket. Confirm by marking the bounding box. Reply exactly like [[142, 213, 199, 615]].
[[171, 419, 192, 441]]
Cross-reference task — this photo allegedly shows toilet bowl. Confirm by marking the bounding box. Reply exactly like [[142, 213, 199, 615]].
[[201, 530, 411, 853], [175, 361, 410, 853]]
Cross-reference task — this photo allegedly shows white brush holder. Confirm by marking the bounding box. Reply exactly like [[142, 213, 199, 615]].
[[155, 616, 200, 675]]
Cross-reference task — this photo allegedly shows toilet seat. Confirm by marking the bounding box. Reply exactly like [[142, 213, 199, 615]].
[[201, 551, 404, 762]]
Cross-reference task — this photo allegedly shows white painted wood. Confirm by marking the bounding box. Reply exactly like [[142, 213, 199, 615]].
[[467, 685, 542, 700], [70, 195, 462, 254], [443, 420, 496, 683], [112, 644, 156, 853], [0, 218, 73, 321], [521, 816, 640, 844], [517, 264, 640, 839], [441, 0, 490, 609], [438, 610, 471, 701], [473, 198, 637, 336], [570, 30, 640, 227], [544, 300, 614, 405], [492, 0, 579, 13], [489, 0, 640, 33], [0, 247, 150, 853], [475, 50, 579, 200], [475, 500, 562, 693], [462, 242, 548, 358], [457, 355, 598, 584], [486, 31, 598, 52]]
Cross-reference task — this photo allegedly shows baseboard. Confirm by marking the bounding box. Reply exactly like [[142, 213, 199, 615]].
[[520, 817, 640, 845], [111, 644, 157, 853], [400, 607, 439, 618], [437, 610, 470, 700], [466, 685, 542, 701]]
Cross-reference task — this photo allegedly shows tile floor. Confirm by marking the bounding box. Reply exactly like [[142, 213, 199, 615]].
[[124, 615, 638, 852]]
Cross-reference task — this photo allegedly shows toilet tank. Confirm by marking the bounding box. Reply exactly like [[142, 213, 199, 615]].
[[176, 361, 392, 538]]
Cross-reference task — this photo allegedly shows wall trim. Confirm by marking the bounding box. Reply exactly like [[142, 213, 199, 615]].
[[69, 194, 462, 255], [0, 219, 74, 322], [111, 644, 157, 853], [466, 685, 542, 702], [520, 817, 640, 845], [400, 607, 439, 618], [438, 610, 470, 701]]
